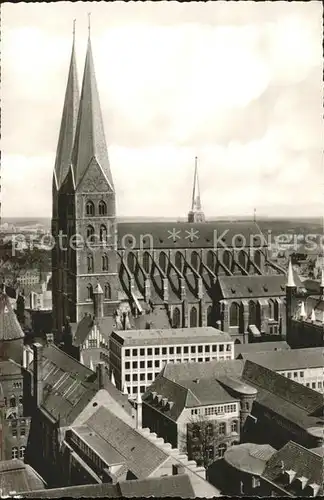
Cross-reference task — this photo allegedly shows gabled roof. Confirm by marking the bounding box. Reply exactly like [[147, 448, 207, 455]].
[[162, 358, 244, 383], [73, 315, 115, 347], [117, 221, 267, 250], [72, 37, 114, 190], [53, 37, 79, 189], [85, 406, 170, 479], [241, 347, 324, 371], [262, 441, 324, 496], [0, 459, 45, 495], [20, 474, 196, 498], [0, 359, 22, 377], [234, 341, 290, 359], [217, 274, 290, 300], [0, 293, 24, 341]]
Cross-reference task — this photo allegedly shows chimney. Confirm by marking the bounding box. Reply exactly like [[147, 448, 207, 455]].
[[46, 333, 54, 345], [168, 401, 174, 410], [172, 464, 186, 475], [96, 362, 105, 390], [194, 378, 200, 384], [93, 283, 104, 319], [136, 392, 142, 429], [33, 343, 44, 407], [157, 394, 163, 404], [161, 397, 168, 407]]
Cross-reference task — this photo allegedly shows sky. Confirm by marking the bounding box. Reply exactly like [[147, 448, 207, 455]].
[[2, 1, 323, 219]]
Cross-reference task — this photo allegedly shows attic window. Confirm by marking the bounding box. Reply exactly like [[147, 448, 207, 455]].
[[263, 286, 268, 292], [131, 446, 135, 451], [280, 285, 285, 291], [248, 287, 253, 293], [159, 238, 163, 243], [231, 288, 236, 294], [206, 238, 210, 242], [128, 239, 132, 244], [92, 402, 98, 407]]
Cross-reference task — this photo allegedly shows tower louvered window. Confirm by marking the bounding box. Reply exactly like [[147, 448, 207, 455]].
[[87, 225, 95, 243], [190, 306, 198, 327], [86, 201, 94, 216], [87, 254, 94, 273], [104, 283, 111, 300], [100, 225, 107, 243], [102, 254, 109, 271], [98, 200, 107, 216]]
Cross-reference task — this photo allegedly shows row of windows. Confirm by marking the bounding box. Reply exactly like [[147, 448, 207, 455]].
[[12, 427, 26, 437], [87, 254, 109, 272], [13, 382, 22, 389], [229, 300, 279, 327], [305, 381, 323, 390], [125, 373, 154, 382], [4, 395, 23, 407], [203, 404, 238, 416], [124, 344, 232, 357], [86, 200, 108, 216], [12, 446, 25, 459], [86, 283, 111, 300], [124, 355, 231, 371], [86, 224, 110, 243], [280, 370, 304, 379], [126, 249, 263, 274], [190, 420, 238, 438], [172, 306, 214, 328]]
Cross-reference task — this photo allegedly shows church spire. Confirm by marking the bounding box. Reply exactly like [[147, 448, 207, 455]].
[[71, 23, 114, 190], [53, 22, 79, 189], [188, 157, 205, 223]]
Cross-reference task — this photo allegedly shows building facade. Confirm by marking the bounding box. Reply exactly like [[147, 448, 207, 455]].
[[51, 29, 287, 347], [109, 327, 234, 396]]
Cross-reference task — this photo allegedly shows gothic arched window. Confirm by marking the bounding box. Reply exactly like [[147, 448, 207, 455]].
[[254, 250, 261, 268], [249, 300, 257, 325], [238, 250, 246, 269], [104, 283, 111, 300], [100, 224, 107, 243], [87, 284, 93, 300], [190, 306, 198, 327], [175, 251, 182, 271], [269, 299, 278, 321], [98, 200, 107, 216], [87, 254, 94, 273], [207, 305, 213, 326], [9, 396, 16, 407], [207, 250, 215, 271], [127, 252, 136, 273], [229, 302, 240, 327], [223, 250, 232, 270], [143, 252, 150, 274], [159, 252, 167, 273], [86, 200, 94, 216], [102, 254, 109, 272], [86, 225, 95, 243], [173, 307, 181, 328], [191, 251, 199, 270]]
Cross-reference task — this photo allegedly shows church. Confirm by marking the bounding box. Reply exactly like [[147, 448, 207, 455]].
[[52, 27, 290, 357]]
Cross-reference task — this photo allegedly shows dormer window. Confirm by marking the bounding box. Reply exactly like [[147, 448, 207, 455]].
[[284, 469, 297, 485], [296, 476, 308, 490]]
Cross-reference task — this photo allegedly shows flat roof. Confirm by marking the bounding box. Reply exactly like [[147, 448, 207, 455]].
[[242, 347, 324, 371], [111, 327, 232, 347], [224, 443, 276, 476]]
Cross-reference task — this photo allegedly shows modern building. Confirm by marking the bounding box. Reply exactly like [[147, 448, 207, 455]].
[[240, 347, 324, 393], [51, 27, 287, 347], [109, 327, 234, 396]]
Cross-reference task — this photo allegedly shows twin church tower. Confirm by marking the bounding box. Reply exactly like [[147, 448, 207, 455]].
[[51, 24, 205, 338]]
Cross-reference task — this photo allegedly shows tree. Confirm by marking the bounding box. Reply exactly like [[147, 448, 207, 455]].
[[179, 413, 218, 470]]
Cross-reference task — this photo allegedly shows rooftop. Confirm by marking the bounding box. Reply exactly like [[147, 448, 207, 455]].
[[162, 358, 244, 383], [234, 341, 290, 359], [0, 459, 45, 496], [241, 347, 324, 371], [217, 274, 298, 300], [224, 443, 276, 476], [111, 327, 232, 347], [0, 293, 24, 341], [19, 474, 197, 498], [117, 221, 267, 250]]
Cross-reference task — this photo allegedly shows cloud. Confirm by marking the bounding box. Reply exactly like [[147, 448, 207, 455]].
[[1, 1, 323, 218]]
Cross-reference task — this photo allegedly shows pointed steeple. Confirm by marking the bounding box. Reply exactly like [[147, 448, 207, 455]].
[[53, 23, 79, 189], [286, 260, 296, 288], [188, 157, 205, 223], [72, 26, 114, 190]]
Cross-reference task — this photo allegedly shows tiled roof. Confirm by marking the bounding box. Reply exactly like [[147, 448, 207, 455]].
[[73, 315, 115, 347], [217, 275, 289, 299], [242, 360, 323, 414], [111, 327, 231, 347], [262, 441, 324, 496], [234, 341, 290, 358], [224, 443, 276, 475], [0, 459, 45, 495], [0, 359, 22, 377], [241, 347, 324, 371], [162, 359, 244, 383], [72, 425, 125, 465], [0, 293, 24, 341], [117, 221, 267, 250], [85, 406, 170, 479], [20, 474, 196, 498], [28, 344, 99, 426]]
